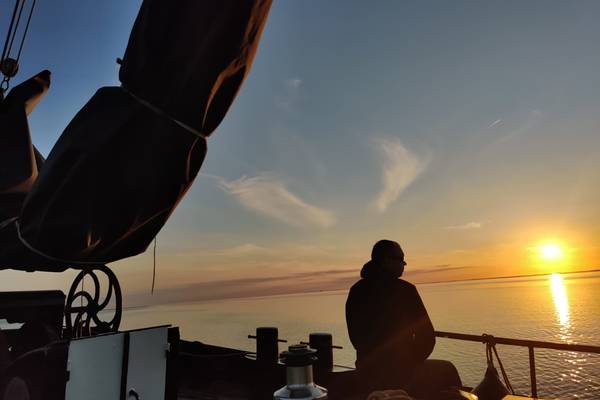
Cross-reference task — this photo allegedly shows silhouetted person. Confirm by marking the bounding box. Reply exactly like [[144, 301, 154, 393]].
[[346, 240, 457, 395]]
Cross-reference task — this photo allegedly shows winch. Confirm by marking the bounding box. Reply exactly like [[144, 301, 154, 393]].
[[273, 344, 328, 400]]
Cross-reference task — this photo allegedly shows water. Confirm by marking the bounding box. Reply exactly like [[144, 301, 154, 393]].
[[120, 271, 600, 399]]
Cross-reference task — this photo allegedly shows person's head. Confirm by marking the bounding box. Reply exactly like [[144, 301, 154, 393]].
[[371, 239, 406, 278]]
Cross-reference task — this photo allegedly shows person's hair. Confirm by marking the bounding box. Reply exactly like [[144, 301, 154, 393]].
[[371, 239, 403, 261]]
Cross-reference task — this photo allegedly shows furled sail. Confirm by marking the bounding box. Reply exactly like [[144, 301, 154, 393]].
[[0, 70, 49, 220], [0, 0, 272, 270]]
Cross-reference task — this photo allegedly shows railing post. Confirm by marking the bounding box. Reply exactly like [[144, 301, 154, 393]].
[[528, 346, 537, 398]]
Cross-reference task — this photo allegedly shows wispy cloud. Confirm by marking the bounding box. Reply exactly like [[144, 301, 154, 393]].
[[488, 119, 502, 129], [215, 243, 270, 255], [276, 77, 303, 110], [217, 174, 336, 228], [444, 221, 483, 230], [407, 265, 472, 276], [371, 137, 428, 213], [285, 78, 302, 90]]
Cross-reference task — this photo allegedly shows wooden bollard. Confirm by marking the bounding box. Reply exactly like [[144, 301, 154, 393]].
[[248, 327, 287, 365], [309, 332, 334, 371]]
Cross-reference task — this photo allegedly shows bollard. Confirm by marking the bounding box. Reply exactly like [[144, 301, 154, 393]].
[[309, 333, 334, 371], [254, 327, 279, 365]]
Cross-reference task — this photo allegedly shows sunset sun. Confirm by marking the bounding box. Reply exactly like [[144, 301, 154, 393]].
[[539, 243, 564, 261], [530, 239, 573, 273]]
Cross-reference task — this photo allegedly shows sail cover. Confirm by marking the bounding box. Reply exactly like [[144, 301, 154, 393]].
[[0, 0, 272, 270]]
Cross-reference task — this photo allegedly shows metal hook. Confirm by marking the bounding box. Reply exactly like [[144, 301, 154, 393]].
[[1, 77, 9, 91]]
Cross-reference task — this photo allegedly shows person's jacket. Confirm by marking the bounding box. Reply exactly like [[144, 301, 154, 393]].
[[345, 260, 435, 373]]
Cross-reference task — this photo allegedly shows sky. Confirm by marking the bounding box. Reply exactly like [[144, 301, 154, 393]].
[[1, 0, 599, 304]]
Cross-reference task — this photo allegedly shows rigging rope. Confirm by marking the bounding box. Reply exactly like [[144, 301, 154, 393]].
[[1, 0, 21, 63], [151, 236, 157, 294], [16, 0, 36, 62], [1, 0, 37, 90], [484, 335, 515, 394], [6, 0, 26, 62]]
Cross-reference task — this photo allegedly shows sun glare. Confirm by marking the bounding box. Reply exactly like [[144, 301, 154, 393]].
[[530, 239, 572, 273], [540, 244, 563, 261]]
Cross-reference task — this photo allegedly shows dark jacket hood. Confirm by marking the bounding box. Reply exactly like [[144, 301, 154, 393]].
[[360, 259, 397, 279]]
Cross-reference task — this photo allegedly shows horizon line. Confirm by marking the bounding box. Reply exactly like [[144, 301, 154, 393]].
[[415, 267, 600, 286]]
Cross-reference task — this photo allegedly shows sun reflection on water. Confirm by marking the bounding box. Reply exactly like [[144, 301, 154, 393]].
[[550, 273, 571, 339], [548, 273, 592, 393]]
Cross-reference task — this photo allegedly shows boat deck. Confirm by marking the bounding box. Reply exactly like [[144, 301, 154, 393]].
[[174, 339, 564, 400]]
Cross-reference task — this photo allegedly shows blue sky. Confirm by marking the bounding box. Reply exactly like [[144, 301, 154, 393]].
[[1, 1, 599, 302]]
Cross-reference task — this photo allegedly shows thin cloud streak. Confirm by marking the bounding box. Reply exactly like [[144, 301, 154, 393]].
[[285, 77, 302, 89], [217, 174, 336, 228], [127, 268, 359, 305], [444, 222, 483, 230], [488, 119, 502, 128], [215, 243, 270, 255], [371, 137, 427, 213], [489, 110, 543, 147], [407, 265, 472, 276], [126, 265, 482, 306]]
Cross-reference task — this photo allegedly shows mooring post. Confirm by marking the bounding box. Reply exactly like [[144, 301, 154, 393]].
[[249, 327, 287, 365]]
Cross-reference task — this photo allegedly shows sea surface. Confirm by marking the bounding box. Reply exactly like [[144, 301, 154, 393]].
[[120, 271, 600, 399]]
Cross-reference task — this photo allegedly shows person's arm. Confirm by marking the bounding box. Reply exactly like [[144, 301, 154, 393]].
[[345, 286, 362, 349], [346, 284, 375, 352], [410, 286, 435, 362]]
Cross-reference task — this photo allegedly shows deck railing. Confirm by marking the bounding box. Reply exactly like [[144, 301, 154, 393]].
[[435, 330, 600, 398]]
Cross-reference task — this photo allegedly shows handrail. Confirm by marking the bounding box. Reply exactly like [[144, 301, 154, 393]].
[[435, 330, 600, 398], [435, 331, 600, 353]]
